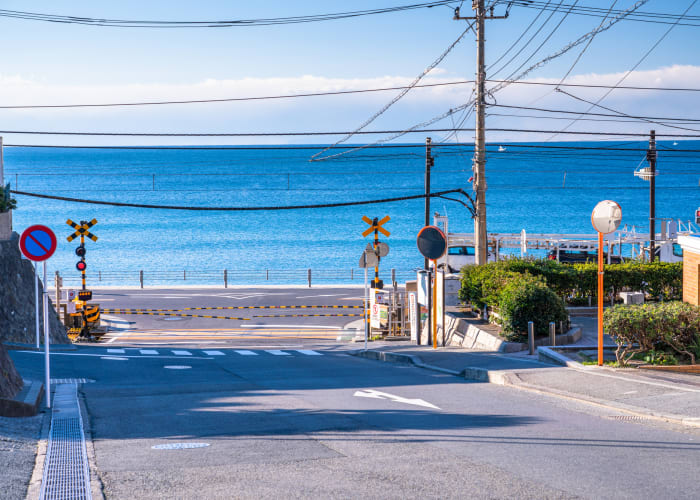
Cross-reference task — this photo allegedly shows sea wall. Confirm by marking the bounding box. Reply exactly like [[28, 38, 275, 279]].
[[1, 232, 69, 345]]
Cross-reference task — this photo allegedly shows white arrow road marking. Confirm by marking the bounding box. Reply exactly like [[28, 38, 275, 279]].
[[353, 390, 440, 410]]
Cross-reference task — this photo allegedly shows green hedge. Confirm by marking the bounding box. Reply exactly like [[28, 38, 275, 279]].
[[458, 258, 682, 306], [497, 276, 568, 341], [603, 302, 700, 365]]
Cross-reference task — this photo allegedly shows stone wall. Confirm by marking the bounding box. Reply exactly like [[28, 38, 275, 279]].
[[1, 232, 69, 345], [0, 342, 22, 398]]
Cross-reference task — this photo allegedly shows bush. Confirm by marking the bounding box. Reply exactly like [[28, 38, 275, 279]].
[[496, 276, 568, 342], [604, 302, 700, 365]]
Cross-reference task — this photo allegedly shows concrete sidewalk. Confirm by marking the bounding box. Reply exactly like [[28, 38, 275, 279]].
[[352, 343, 700, 428]]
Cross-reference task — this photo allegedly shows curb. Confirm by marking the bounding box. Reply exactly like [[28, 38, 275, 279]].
[[0, 379, 44, 417], [351, 349, 700, 429]]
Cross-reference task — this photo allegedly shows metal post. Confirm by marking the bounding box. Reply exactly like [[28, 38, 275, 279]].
[[528, 321, 535, 355], [54, 271, 61, 323], [307, 269, 311, 288], [364, 267, 368, 350], [351, 268, 353, 281], [139, 270, 144, 288], [43, 261, 51, 408], [559, 320, 565, 337], [427, 269, 432, 346], [441, 268, 446, 347], [391, 268, 396, 286], [549, 322, 556, 346], [648, 130, 657, 262], [0, 136, 4, 184], [431, 262, 438, 349], [597, 231, 604, 366], [424, 137, 432, 270], [35, 262, 40, 348], [224, 269, 228, 288], [183, 270, 186, 281]]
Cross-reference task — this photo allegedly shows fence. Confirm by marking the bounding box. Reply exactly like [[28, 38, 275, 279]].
[[55, 268, 419, 288]]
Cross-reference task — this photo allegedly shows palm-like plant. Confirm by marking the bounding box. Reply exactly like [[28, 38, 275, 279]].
[[0, 183, 17, 212]]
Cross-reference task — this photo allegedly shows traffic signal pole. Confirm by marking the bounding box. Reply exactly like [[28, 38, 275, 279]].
[[80, 232, 86, 290]]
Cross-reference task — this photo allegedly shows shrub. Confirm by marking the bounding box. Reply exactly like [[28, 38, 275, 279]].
[[0, 183, 17, 212], [496, 276, 568, 342], [604, 302, 700, 365]]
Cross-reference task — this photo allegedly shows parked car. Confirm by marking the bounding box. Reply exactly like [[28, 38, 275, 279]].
[[547, 250, 623, 264], [439, 245, 496, 273]]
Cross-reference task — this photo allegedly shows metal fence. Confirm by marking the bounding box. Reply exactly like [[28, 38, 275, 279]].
[[56, 268, 419, 287]]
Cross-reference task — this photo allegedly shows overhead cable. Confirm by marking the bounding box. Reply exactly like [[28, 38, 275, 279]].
[[0, 2, 457, 28], [10, 188, 471, 211]]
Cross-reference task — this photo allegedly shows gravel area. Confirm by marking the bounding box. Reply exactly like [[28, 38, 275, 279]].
[[0, 413, 44, 499]]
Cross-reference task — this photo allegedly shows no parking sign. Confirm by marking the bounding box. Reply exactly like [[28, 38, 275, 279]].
[[19, 225, 57, 261]]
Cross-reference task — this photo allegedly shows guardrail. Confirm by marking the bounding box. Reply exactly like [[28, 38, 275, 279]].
[[55, 268, 419, 288]]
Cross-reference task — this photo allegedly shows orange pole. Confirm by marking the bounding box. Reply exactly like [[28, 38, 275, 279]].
[[432, 260, 437, 349], [597, 231, 604, 366]]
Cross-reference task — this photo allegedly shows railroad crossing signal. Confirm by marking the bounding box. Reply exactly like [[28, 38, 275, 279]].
[[66, 218, 98, 292], [362, 215, 390, 237], [361, 215, 390, 290], [66, 218, 98, 242]]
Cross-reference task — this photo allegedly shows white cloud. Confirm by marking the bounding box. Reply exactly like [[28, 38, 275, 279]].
[[0, 65, 697, 144]]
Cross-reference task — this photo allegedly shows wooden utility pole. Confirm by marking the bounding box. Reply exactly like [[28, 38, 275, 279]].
[[454, 1, 507, 265], [647, 130, 657, 261], [424, 137, 433, 269]]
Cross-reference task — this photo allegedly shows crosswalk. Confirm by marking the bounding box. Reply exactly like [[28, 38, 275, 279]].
[[103, 348, 323, 357]]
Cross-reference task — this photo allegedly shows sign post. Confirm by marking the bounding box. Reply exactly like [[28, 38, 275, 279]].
[[416, 226, 448, 349], [591, 201, 622, 366], [19, 225, 58, 409], [359, 245, 378, 350]]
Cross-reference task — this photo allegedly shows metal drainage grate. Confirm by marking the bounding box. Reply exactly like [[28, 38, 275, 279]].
[[40, 384, 92, 500], [152, 443, 210, 450], [607, 415, 648, 422], [50, 378, 95, 385]]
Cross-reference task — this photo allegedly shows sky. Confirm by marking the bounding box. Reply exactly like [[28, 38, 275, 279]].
[[0, 0, 699, 146]]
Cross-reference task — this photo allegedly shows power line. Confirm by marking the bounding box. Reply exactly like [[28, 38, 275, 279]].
[[9, 188, 469, 211], [0, 2, 458, 28], [0, 80, 475, 109], [3, 127, 700, 137], [311, 22, 474, 161], [490, 103, 700, 123]]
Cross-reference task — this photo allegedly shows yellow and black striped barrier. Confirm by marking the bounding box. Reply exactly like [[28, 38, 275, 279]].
[[101, 310, 250, 320], [102, 305, 361, 313], [251, 313, 363, 318]]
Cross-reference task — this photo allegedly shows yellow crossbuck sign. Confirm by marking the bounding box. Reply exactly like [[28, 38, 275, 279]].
[[362, 215, 390, 237], [66, 219, 98, 242]]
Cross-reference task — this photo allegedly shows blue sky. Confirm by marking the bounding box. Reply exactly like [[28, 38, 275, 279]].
[[0, 0, 699, 145]]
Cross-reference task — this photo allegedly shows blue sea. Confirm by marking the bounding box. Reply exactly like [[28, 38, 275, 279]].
[[4, 141, 698, 286]]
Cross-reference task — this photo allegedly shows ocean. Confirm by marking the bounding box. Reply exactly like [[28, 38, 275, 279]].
[[3, 141, 698, 286]]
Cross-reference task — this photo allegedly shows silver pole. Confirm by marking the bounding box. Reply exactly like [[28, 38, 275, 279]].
[[35, 262, 40, 348], [549, 322, 556, 347], [43, 261, 51, 409], [528, 321, 535, 355], [364, 267, 368, 350]]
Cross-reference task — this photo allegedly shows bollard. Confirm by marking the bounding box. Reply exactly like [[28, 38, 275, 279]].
[[307, 269, 311, 288], [559, 320, 565, 338], [549, 321, 556, 346], [528, 321, 535, 355], [224, 269, 228, 289], [139, 270, 144, 289]]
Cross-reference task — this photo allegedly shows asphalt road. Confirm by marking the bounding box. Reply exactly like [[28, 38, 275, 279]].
[[11, 343, 700, 499], [90, 286, 367, 346]]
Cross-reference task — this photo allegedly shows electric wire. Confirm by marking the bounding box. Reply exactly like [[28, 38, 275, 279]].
[[0, 2, 458, 28]]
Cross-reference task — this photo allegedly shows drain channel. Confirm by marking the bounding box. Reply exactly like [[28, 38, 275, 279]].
[[40, 383, 92, 500]]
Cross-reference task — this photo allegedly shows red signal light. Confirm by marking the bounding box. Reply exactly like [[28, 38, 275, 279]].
[[76, 260, 87, 272]]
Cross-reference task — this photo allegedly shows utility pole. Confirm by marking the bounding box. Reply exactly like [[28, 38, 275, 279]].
[[424, 137, 433, 269], [455, 2, 507, 265], [647, 130, 657, 261]]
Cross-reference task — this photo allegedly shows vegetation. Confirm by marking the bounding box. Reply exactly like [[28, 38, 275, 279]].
[[603, 302, 700, 365], [459, 258, 682, 306], [0, 183, 17, 212]]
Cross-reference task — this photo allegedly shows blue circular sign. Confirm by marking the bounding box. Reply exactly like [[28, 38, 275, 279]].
[[19, 225, 57, 262]]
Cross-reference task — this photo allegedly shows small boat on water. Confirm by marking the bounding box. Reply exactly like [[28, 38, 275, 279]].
[[498, 146, 506, 152]]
